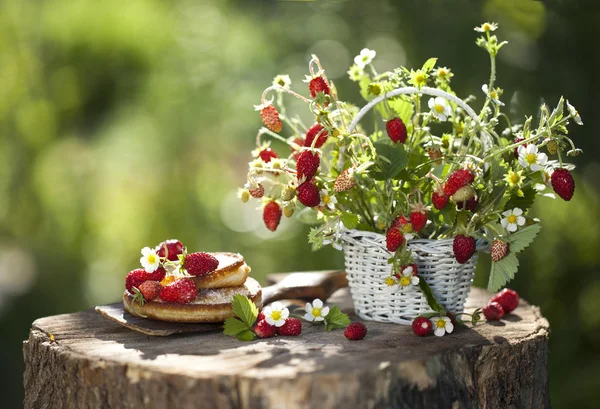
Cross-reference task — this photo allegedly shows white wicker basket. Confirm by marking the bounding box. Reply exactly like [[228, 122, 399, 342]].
[[339, 229, 486, 325]]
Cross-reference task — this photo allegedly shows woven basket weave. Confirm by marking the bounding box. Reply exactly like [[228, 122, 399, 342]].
[[339, 229, 486, 325]]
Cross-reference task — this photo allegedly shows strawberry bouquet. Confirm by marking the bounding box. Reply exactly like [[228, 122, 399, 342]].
[[240, 23, 583, 328]]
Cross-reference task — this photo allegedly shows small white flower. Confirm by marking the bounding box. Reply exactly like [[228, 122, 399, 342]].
[[320, 189, 337, 210], [304, 299, 330, 322], [263, 302, 289, 327], [501, 207, 526, 233], [566, 100, 583, 125], [482, 84, 505, 106], [518, 144, 548, 172], [398, 266, 420, 288], [273, 74, 291, 89], [347, 64, 364, 81], [404, 233, 415, 241], [432, 316, 454, 337], [354, 48, 376, 68], [140, 247, 160, 273], [428, 97, 452, 121], [474, 22, 498, 33]]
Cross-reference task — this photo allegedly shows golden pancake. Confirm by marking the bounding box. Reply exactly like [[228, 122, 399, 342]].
[[191, 252, 250, 289]]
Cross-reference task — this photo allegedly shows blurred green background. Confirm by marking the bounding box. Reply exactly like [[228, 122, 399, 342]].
[[1, 0, 598, 407]]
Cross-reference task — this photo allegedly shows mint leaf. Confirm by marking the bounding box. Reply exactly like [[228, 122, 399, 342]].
[[507, 224, 541, 253], [231, 294, 259, 328], [418, 278, 445, 313], [324, 306, 350, 331], [223, 317, 249, 336], [421, 57, 438, 72], [236, 330, 256, 342], [341, 212, 359, 229], [487, 252, 519, 293], [370, 142, 408, 180]]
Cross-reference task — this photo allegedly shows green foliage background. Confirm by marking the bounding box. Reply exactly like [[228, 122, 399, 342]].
[[1, 0, 598, 407]]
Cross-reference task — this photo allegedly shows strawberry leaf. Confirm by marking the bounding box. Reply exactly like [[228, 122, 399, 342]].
[[231, 294, 259, 328], [421, 57, 438, 72], [223, 317, 249, 337], [388, 97, 414, 125], [370, 142, 408, 180], [487, 252, 519, 293], [505, 185, 536, 212], [324, 306, 350, 331], [341, 212, 359, 230], [506, 223, 541, 253], [236, 330, 256, 342], [418, 278, 445, 313]]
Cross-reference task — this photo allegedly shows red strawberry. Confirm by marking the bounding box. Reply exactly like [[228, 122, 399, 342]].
[[334, 168, 356, 193], [138, 280, 161, 301], [453, 234, 476, 264], [432, 191, 449, 210], [394, 263, 418, 279], [491, 288, 519, 313], [184, 252, 219, 276], [344, 322, 367, 340], [308, 76, 330, 98], [304, 124, 329, 148], [443, 169, 475, 196], [249, 184, 264, 199], [410, 204, 428, 232], [254, 319, 277, 338], [125, 268, 166, 294], [482, 301, 505, 321], [156, 239, 184, 261], [279, 318, 302, 336], [514, 137, 526, 158], [159, 278, 197, 304], [386, 117, 407, 143], [263, 201, 283, 232], [412, 317, 433, 337], [386, 227, 405, 252], [551, 168, 575, 201], [490, 240, 509, 262], [260, 105, 282, 133], [296, 182, 320, 207], [296, 150, 320, 181], [257, 312, 265, 322], [464, 197, 478, 212], [259, 148, 278, 163]]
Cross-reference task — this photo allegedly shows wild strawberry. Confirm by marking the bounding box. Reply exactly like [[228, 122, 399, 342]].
[[138, 280, 161, 301], [260, 105, 282, 133], [491, 288, 519, 313], [386, 227, 405, 252], [334, 168, 356, 193], [464, 197, 478, 212], [452, 185, 475, 203], [514, 137, 526, 158], [386, 117, 407, 144], [125, 268, 166, 294], [296, 182, 320, 207], [490, 240, 509, 262], [410, 203, 428, 232], [453, 234, 476, 264], [344, 322, 367, 340], [432, 191, 449, 210], [249, 184, 264, 199], [296, 150, 320, 181], [551, 168, 575, 201], [254, 319, 277, 338], [159, 278, 197, 304], [263, 201, 283, 231], [155, 239, 184, 261], [308, 76, 330, 98], [304, 124, 329, 148], [259, 148, 278, 163], [412, 317, 433, 337], [279, 318, 302, 336], [482, 301, 505, 321], [257, 312, 265, 322], [443, 169, 475, 196], [184, 252, 219, 276], [395, 263, 418, 279]]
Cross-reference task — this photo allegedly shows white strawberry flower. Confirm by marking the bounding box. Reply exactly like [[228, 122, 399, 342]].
[[432, 316, 454, 337], [482, 84, 505, 106], [273, 74, 291, 89], [263, 302, 289, 327], [320, 189, 337, 210], [428, 97, 452, 121], [501, 207, 526, 232], [518, 144, 548, 172], [304, 298, 330, 322], [347, 65, 365, 81], [566, 100, 583, 125], [354, 48, 376, 68], [140, 247, 160, 273], [398, 266, 420, 288]]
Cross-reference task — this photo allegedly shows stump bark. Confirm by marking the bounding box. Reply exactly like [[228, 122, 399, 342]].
[[23, 276, 550, 409]]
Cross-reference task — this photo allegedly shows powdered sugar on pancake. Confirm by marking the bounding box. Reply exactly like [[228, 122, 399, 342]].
[[214, 253, 243, 270], [190, 277, 261, 305]]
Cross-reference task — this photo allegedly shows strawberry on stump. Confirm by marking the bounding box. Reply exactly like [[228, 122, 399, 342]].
[[482, 301, 505, 321], [412, 317, 433, 337], [492, 288, 519, 313], [344, 322, 367, 340]]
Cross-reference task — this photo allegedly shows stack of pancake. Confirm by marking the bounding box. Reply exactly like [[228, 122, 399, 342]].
[[123, 252, 262, 323]]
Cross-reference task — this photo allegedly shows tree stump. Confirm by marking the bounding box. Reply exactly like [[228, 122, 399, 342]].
[[23, 274, 550, 409]]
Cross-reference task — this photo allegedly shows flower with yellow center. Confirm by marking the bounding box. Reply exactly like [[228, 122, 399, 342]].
[[501, 207, 526, 233], [273, 74, 291, 89], [304, 299, 330, 322], [347, 65, 364, 82], [503, 169, 524, 189], [320, 189, 337, 210], [474, 22, 498, 33], [518, 145, 548, 172], [433, 316, 454, 337], [140, 247, 160, 273], [398, 266, 419, 288], [428, 97, 452, 121], [482, 84, 505, 106], [354, 48, 376, 68], [263, 302, 289, 327], [409, 69, 428, 88]]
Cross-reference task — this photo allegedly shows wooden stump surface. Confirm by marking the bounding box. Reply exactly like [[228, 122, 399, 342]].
[[23, 274, 550, 409]]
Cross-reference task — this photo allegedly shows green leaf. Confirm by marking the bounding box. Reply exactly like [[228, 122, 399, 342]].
[[507, 224, 541, 253], [370, 141, 408, 180], [505, 185, 536, 212], [308, 227, 325, 251], [549, 96, 564, 125], [231, 294, 259, 328], [388, 97, 414, 125], [236, 330, 256, 342], [438, 205, 456, 226], [324, 306, 350, 331], [421, 57, 438, 72], [341, 212, 359, 229], [487, 252, 519, 293], [418, 278, 446, 313], [223, 317, 249, 336]]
